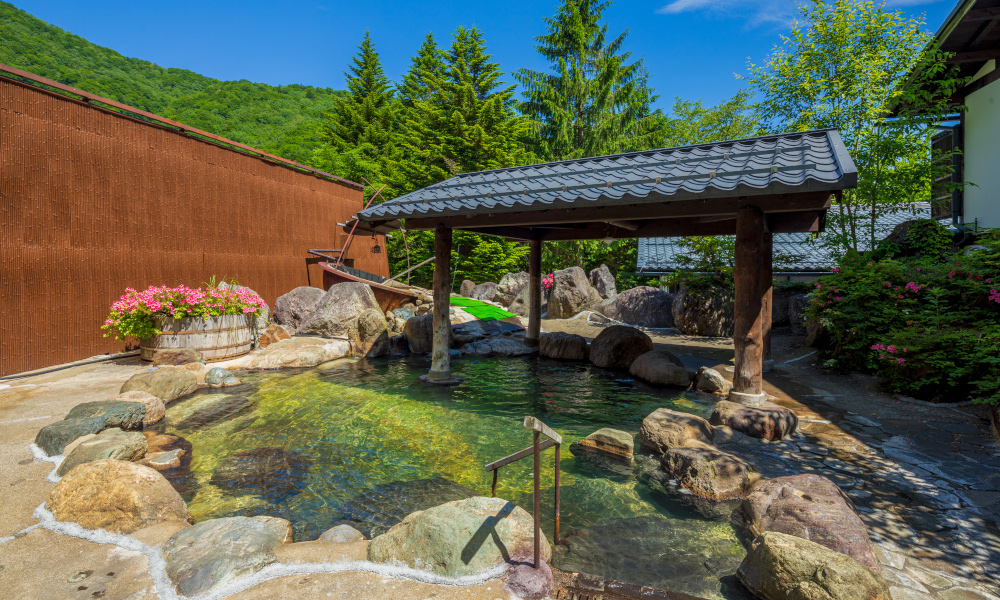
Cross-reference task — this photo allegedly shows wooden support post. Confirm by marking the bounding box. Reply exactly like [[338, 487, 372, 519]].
[[532, 431, 541, 569], [526, 239, 542, 347], [553, 443, 561, 545], [428, 225, 453, 382], [491, 469, 498, 498], [762, 231, 774, 372], [732, 206, 766, 404]]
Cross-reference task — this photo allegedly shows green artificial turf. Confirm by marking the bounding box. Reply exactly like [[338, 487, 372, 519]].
[[448, 297, 516, 321]]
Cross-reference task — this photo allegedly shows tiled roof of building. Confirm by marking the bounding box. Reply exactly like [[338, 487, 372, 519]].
[[355, 129, 857, 224], [637, 203, 938, 273]]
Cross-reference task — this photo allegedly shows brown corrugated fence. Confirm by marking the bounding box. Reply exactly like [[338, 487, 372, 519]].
[[0, 75, 388, 376]]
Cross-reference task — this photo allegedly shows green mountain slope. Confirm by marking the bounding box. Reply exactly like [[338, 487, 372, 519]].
[[0, 1, 342, 164]]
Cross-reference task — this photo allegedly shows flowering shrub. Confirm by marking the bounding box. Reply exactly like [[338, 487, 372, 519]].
[[542, 273, 554, 289], [807, 227, 1000, 404], [102, 284, 267, 341]]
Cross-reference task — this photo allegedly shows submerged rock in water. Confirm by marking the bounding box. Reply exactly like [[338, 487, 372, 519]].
[[368, 496, 548, 577], [163, 515, 293, 597], [204, 367, 236, 387], [575, 428, 634, 459], [169, 394, 253, 430], [337, 477, 479, 538], [553, 515, 745, 599], [210, 446, 308, 503]]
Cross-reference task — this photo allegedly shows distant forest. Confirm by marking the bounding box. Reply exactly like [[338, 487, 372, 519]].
[[0, 1, 343, 164]]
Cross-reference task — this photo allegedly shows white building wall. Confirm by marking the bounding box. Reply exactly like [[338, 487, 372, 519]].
[[964, 73, 1000, 229]]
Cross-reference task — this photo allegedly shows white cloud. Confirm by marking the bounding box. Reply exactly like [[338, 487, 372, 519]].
[[656, 0, 949, 27]]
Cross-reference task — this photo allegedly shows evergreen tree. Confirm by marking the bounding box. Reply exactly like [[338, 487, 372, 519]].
[[397, 33, 446, 107], [398, 26, 530, 189], [313, 30, 398, 193], [516, 0, 658, 160]]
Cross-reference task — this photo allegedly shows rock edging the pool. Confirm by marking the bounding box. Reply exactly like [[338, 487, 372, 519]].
[[28, 325, 887, 600]]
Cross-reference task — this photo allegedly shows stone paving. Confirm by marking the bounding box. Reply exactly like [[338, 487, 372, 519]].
[[732, 366, 1000, 600]]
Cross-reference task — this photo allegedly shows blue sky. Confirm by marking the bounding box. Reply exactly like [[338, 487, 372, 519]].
[[12, 0, 957, 111]]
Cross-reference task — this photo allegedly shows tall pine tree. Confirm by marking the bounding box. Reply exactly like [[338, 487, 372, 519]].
[[313, 30, 398, 194], [516, 0, 658, 160], [397, 33, 446, 108]]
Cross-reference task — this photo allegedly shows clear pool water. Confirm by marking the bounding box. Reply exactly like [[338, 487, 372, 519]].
[[158, 356, 749, 599]]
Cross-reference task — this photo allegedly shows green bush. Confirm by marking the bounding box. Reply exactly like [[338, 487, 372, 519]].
[[806, 227, 1000, 404]]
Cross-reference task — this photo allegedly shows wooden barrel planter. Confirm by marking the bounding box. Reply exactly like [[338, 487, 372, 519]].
[[140, 314, 253, 362]]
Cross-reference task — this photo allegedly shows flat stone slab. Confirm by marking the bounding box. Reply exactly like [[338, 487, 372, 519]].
[[57, 428, 148, 476], [247, 336, 351, 368], [34, 417, 106, 456], [574, 428, 634, 459], [163, 516, 293, 597], [65, 401, 146, 431]]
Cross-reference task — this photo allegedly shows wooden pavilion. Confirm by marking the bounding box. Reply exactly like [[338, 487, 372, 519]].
[[344, 130, 857, 404]]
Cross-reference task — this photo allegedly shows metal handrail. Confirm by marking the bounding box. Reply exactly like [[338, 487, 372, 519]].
[[484, 416, 562, 569]]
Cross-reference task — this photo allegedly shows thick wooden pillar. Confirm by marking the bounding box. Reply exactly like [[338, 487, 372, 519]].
[[762, 231, 774, 372], [731, 206, 766, 404], [526, 239, 542, 346], [428, 225, 452, 381]]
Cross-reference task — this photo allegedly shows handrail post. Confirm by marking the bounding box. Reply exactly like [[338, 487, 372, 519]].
[[554, 442, 561, 545], [491, 468, 498, 498], [533, 430, 541, 570]]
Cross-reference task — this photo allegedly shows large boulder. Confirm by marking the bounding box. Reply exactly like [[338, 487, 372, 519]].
[[743, 474, 879, 571], [508, 282, 549, 317], [151, 348, 204, 367], [710, 400, 798, 441], [460, 337, 538, 357], [737, 532, 891, 600], [57, 429, 148, 476], [695, 366, 731, 394], [589, 325, 653, 369], [539, 332, 588, 360], [297, 283, 389, 357], [671, 285, 735, 337], [470, 282, 498, 302], [34, 417, 106, 456], [248, 336, 351, 368], [403, 313, 454, 354], [548, 267, 596, 319], [48, 459, 191, 534], [65, 401, 146, 431], [273, 285, 325, 333], [588, 264, 617, 299], [460, 279, 476, 297], [120, 366, 198, 403], [367, 496, 549, 577], [107, 391, 165, 426], [640, 408, 713, 455], [601, 286, 675, 328], [662, 442, 760, 500], [629, 350, 690, 387], [163, 516, 293, 597], [789, 293, 810, 335], [496, 272, 529, 306]]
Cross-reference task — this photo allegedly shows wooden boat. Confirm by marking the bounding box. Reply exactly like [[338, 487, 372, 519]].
[[319, 262, 419, 312]]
